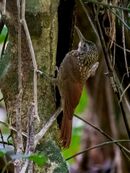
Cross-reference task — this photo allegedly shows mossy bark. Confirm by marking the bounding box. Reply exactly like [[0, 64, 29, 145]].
[[0, 0, 68, 172]]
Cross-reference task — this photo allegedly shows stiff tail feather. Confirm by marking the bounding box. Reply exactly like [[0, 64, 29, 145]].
[[60, 113, 72, 148], [60, 82, 83, 148]]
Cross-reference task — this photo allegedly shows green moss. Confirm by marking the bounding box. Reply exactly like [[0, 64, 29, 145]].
[[25, 12, 43, 37], [26, 0, 41, 14], [37, 140, 69, 173]]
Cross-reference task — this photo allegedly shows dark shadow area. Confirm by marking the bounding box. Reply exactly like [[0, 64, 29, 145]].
[[56, 0, 75, 127]]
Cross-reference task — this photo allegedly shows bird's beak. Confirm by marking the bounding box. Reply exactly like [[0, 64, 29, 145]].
[[75, 26, 86, 42]]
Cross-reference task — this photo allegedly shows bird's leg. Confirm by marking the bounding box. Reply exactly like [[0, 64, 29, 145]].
[[55, 66, 59, 74], [37, 69, 58, 85], [37, 69, 58, 103]]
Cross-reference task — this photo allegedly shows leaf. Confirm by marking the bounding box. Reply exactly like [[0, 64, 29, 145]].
[[28, 153, 47, 167], [0, 149, 6, 157], [0, 26, 8, 43]]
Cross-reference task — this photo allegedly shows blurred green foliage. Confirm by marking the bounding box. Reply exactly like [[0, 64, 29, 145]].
[[75, 87, 88, 114], [28, 153, 48, 167], [0, 26, 8, 43], [0, 149, 6, 157], [62, 126, 83, 164]]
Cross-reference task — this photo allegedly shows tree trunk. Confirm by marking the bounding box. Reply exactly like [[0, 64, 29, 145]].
[[0, 0, 68, 172]]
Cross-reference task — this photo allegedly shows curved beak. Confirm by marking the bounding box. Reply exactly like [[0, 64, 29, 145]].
[[75, 26, 86, 42]]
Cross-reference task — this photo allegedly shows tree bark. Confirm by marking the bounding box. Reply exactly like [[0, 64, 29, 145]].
[[0, 0, 68, 172]]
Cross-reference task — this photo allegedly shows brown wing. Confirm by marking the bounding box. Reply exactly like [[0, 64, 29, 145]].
[[60, 81, 83, 148]]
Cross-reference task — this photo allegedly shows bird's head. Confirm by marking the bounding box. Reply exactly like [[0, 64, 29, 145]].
[[75, 26, 89, 52], [75, 26, 94, 53]]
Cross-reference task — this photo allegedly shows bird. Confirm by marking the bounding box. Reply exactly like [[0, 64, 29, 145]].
[[57, 26, 99, 148]]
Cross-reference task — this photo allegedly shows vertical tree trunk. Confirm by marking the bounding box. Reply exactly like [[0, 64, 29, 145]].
[[0, 0, 69, 172]]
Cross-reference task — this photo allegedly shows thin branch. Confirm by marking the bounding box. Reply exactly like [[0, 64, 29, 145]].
[[3, 0, 6, 15], [21, 8, 39, 122], [20, 2, 36, 171], [0, 129, 5, 148], [119, 83, 130, 103], [93, 5, 130, 139], [0, 129, 9, 172], [66, 139, 130, 161], [119, 96, 130, 138], [21, 19, 38, 69], [113, 40, 130, 53], [0, 98, 4, 102], [85, 0, 130, 11], [14, 0, 24, 169], [110, 9, 130, 30], [1, 0, 6, 15], [0, 120, 27, 138], [74, 114, 130, 156], [21, 0, 25, 19], [20, 152, 33, 173], [1, 161, 12, 173], [121, 72, 130, 85], [39, 70, 57, 84], [16, 0, 23, 154], [113, 39, 116, 68], [25, 103, 35, 154], [79, 0, 99, 41], [0, 120, 13, 127], [121, 10, 129, 77], [27, 159, 33, 173], [94, 7, 113, 73], [34, 106, 62, 148], [0, 140, 12, 145], [20, 160, 29, 173]]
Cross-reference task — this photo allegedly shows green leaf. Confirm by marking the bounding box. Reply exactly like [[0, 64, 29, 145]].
[[0, 26, 8, 43], [0, 149, 6, 157], [28, 153, 47, 167]]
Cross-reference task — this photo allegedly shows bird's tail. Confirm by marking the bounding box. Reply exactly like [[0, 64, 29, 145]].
[[60, 113, 72, 148]]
